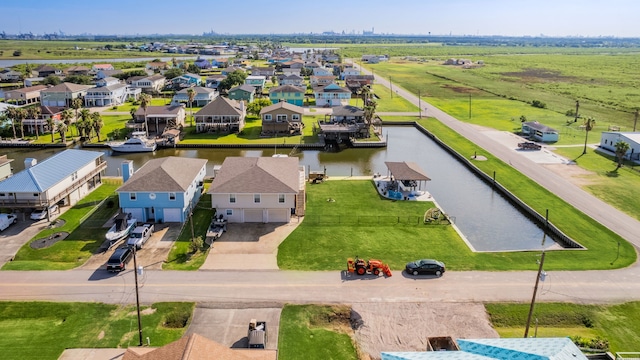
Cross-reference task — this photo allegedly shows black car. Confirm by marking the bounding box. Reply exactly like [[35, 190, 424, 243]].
[[106, 247, 133, 272], [405, 259, 445, 276]]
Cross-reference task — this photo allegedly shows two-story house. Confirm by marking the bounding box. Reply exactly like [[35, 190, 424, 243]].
[[129, 74, 166, 94], [65, 66, 90, 76], [91, 64, 115, 72], [312, 67, 333, 77], [228, 84, 255, 103], [310, 75, 336, 87], [260, 101, 303, 136], [41, 82, 92, 107], [0, 69, 23, 81], [194, 97, 246, 133], [0, 149, 107, 217], [146, 61, 168, 72], [269, 85, 305, 106], [35, 65, 62, 78], [85, 77, 128, 107], [117, 157, 207, 223], [172, 86, 218, 107], [171, 73, 202, 89], [134, 105, 186, 134], [313, 83, 351, 107], [340, 66, 360, 80], [4, 85, 48, 105], [278, 74, 305, 88], [205, 74, 226, 89], [244, 75, 266, 92], [251, 67, 275, 77], [209, 156, 305, 223]]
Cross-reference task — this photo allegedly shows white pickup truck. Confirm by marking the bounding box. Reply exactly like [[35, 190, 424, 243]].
[[126, 223, 154, 249], [0, 214, 18, 232]]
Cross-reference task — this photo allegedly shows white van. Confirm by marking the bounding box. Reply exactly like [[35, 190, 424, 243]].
[[0, 214, 18, 231]]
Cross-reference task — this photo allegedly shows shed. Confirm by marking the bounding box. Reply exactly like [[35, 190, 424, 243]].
[[599, 131, 640, 161]]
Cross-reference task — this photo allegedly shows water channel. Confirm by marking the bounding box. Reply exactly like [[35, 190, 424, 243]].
[[2, 126, 556, 252]]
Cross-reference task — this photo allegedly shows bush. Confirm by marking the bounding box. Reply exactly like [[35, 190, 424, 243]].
[[531, 100, 546, 109], [188, 236, 204, 254], [571, 335, 609, 350], [164, 310, 190, 328]]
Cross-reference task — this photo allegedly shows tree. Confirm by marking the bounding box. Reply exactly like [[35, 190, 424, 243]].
[[71, 97, 84, 136], [22, 63, 33, 87], [46, 117, 56, 143], [15, 108, 27, 139], [91, 112, 104, 142], [246, 98, 272, 116], [614, 141, 631, 171], [42, 74, 61, 86], [582, 117, 596, 155], [60, 109, 73, 138], [187, 64, 201, 74], [27, 106, 41, 139], [164, 67, 184, 80], [363, 100, 378, 135], [79, 108, 91, 138], [186, 88, 196, 127], [139, 93, 152, 137], [5, 107, 18, 139], [57, 122, 67, 143], [218, 70, 247, 92], [271, 75, 277, 85], [64, 75, 93, 85]]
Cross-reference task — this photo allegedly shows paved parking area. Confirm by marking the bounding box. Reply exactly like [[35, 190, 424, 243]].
[[201, 220, 301, 270], [482, 130, 571, 164]]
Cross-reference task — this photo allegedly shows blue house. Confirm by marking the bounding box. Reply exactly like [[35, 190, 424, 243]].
[[117, 157, 207, 223], [194, 58, 212, 69], [522, 121, 559, 143], [171, 73, 202, 88]]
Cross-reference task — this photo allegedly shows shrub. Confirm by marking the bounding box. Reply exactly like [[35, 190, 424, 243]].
[[571, 335, 609, 350], [164, 310, 190, 328], [520, 115, 527, 122], [188, 236, 204, 254], [531, 100, 546, 109]]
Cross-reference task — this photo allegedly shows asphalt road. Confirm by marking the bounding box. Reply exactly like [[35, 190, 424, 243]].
[[355, 63, 640, 249]]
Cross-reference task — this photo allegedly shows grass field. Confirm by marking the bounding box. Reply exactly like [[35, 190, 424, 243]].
[[486, 302, 640, 352], [0, 40, 171, 60], [0, 301, 194, 360], [278, 305, 358, 360], [2, 183, 119, 270]]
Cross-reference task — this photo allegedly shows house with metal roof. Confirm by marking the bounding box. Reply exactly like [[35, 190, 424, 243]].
[[599, 131, 640, 162], [209, 157, 306, 223], [381, 337, 589, 360], [0, 149, 107, 219], [117, 157, 207, 223]]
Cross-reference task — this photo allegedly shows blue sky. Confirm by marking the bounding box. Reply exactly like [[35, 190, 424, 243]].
[[2, 0, 639, 37]]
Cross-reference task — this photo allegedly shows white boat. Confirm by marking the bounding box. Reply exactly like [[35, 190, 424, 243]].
[[108, 132, 157, 153], [105, 213, 137, 242]]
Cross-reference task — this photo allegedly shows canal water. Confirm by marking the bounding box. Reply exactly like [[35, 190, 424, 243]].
[[2, 126, 554, 252]]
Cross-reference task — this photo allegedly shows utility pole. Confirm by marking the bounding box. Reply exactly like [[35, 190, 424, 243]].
[[389, 77, 393, 98], [574, 100, 580, 123], [189, 202, 195, 243], [468, 94, 472, 119], [418, 90, 422, 119], [633, 109, 639, 132], [524, 251, 545, 338], [133, 247, 143, 346]]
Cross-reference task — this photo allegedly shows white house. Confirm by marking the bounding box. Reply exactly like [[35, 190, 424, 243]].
[[129, 74, 166, 93], [599, 131, 640, 161], [117, 157, 207, 223], [208, 157, 306, 223], [0, 149, 106, 217], [84, 78, 128, 107]]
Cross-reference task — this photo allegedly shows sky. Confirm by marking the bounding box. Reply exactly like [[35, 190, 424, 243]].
[[2, 0, 639, 37]]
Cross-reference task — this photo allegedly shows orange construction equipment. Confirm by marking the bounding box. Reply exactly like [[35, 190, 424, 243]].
[[347, 256, 392, 277]]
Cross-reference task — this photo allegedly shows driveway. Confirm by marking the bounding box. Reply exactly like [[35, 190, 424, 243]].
[[201, 220, 301, 270]]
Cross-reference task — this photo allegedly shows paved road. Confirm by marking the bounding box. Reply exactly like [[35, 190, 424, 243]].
[[355, 63, 640, 249]]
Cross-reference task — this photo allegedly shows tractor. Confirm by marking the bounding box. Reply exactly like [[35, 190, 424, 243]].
[[347, 256, 392, 277]]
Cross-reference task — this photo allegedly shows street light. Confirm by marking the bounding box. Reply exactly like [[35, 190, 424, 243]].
[[132, 246, 143, 346]]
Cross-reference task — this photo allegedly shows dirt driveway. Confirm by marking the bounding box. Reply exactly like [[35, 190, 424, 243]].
[[201, 220, 301, 270], [79, 223, 182, 271]]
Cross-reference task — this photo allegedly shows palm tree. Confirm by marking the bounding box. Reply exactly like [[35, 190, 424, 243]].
[[582, 117, 596, 155], [60, 109, 73, 138], [22, 63, 33, 87], [79, 108, 91, 138], [27, 106, 41, 139], [186, 88, 196, 127], [71, 97, 83, 136], [45, 117, 56, 143], [139, 93, 151, 137], [614, 140, 631, 170], [5, 107, 18, 139], [91, 112, 104, 142], [363, 100, 378, 137], [57, 122, 67, 143], [15, 108, 27, 139]]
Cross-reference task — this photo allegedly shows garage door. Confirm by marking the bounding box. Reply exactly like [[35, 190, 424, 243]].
[[244, 209, 263, 223], [124, 208, 144, 222], [267, 209, 289, 223], [164, 208, 182, 222]]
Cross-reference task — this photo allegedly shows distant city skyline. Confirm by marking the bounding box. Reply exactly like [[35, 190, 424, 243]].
[[2, 0, 639, 38]]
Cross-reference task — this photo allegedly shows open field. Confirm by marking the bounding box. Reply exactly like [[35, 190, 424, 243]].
[[0, 301, 193, 360], [0, 40, 167, 60]]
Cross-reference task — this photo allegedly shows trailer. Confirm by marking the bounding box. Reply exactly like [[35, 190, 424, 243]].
[[248, 319, 268, 349]]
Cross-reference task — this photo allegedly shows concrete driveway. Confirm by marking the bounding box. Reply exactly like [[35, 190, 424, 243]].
[[201, 220, 301, 270], [0, 211, 59, 266], [186, 303, 282, 350]]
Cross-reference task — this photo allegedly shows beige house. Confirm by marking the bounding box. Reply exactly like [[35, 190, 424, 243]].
[[134, 105, 186, 134], [4, 85, 48, 105], [260, 101, 303, 136], [209, 157, 306, 223], [40, 82, 91, 107], [194, 97, 246, 133]]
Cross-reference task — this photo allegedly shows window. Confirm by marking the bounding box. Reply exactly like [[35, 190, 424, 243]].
[[254, 194, 261, 203], [0, 193, 4, 197], [130, 193, 137, 201], [169, 192, 176, 201], [264, 114, 272, 121], [292, 115, 300, 121], [279, 194, 285, 203], [229, 194, 236, 203], [226, 209, 233, 216], [33, 193, 39, 197], [71, 171, 78, 181], [277, 115, 287, 122]]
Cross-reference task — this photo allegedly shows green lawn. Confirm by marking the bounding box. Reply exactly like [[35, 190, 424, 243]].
[[163, 193, 215, 270], [486, 302, 640, 352], [279, 305, 358, 360], [2, 183, 120, 270], [0, 301, 194, 360]]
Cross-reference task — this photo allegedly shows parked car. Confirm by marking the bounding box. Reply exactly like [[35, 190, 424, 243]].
[[106, 247, 133, 272], [30, 204, 59, 221], [0, 213, 18, 232], [517, 142, 541, 150], [126, 224, 154, 249], [405, 259, 446, 276]]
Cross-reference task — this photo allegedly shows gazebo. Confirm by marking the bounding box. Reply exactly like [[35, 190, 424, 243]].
[[378, 161, 431, 200]]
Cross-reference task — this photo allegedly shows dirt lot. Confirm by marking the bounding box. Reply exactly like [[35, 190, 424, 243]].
[[79, 223, 182, 271], [351, 302, 498, 359]]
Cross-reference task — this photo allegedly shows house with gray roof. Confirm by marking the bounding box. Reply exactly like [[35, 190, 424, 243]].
[[0, 149, 106, 219], [171, 86, 218, 107], [260, 101, 303, 136], [228, 84, 255, 102], [194, 97, 246, 133], [41, 82, 92, 107], [117, 157, 207, 223], [133, 105, 186, 135], [208, 157, 306, 223]]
